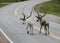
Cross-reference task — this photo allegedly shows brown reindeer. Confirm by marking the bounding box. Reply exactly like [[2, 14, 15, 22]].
[[20, 12, 34, 35], [35, 11, 49, 35]]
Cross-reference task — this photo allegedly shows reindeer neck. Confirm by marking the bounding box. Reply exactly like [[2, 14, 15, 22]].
[[40, 18, 42, 22], [39, 18, 43, 24]]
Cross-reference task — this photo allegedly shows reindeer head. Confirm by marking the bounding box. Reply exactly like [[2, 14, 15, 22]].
[[20, 12, 32, 24], [35, 11, 46, 22]]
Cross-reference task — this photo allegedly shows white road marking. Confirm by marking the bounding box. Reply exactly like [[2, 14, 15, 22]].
[[0, 28, 13, 43]]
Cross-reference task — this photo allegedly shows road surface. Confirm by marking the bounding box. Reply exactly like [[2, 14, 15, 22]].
[[0, 0, 60, 43]]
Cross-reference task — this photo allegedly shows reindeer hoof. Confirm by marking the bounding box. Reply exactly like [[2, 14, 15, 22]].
[[27, 31, 29, 34]]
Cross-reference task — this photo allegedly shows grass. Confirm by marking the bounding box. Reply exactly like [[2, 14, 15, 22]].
[[0, 0, 26, 8], [38, 1, 60, 16], [0, 4, 8, 8]]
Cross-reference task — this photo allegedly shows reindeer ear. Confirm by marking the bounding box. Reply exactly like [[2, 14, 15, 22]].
[[22, 13, 25, 16]]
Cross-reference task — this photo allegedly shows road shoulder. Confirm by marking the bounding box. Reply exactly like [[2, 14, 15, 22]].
[[0, 31, 10, 43]]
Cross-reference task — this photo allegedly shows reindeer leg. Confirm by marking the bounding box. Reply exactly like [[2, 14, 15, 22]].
[[30, 25, 34, 35], [31, 25, 34, 35], [48, 24, 49, 34], [39, 26, 42, 33], [26, 26, 29, 34], [30, 25, 32, 35], [45, 25, 47, 35]]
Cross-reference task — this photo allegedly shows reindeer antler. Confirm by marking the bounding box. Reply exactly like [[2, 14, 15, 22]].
[[26, 11, 32, 19], [41, 11, 46, 18], [35, 11, 41, 18], [20, 13, 26, 21], [35, 11, 41, 22], [22, 13, 26, 20], [20, 12, 32, 21], [37, 11, 40, 16]]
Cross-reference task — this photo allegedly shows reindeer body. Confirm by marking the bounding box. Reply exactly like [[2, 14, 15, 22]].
[[36, 12, 49, 35], [26, 19, 34, 35], [40, 19, 49, 35], [20, 12, 34, 35], [40, 18, 49, 26]]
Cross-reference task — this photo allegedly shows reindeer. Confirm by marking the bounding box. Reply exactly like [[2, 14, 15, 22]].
[[35, 11, 49, 35], [20, 12, 34, 35]]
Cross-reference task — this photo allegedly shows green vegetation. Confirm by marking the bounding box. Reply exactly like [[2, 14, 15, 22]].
[[0, 0, 26, 8], [0, 0, 26, 3], [39, 0, 60, 16], [0, 4, 8, 8]]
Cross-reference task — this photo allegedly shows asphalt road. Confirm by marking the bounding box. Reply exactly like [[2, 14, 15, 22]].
[[0, 0, 60, 43]]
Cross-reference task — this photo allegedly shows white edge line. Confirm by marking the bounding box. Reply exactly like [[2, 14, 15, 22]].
[[0, 28, 13, 43]]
